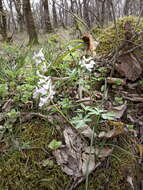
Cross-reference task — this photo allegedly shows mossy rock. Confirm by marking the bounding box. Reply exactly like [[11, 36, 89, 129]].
[[96, 16, 143, 55]]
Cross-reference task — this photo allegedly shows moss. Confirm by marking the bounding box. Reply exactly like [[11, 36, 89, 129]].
[[0, 121, 69, 190], [0, 121, 140, 190], [76, 136, 138, 190], [96, 16, 143, 55]]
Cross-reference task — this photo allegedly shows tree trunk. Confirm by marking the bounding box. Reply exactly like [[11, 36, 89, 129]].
[[13, 0, 24, 32], [123, 0, 131, 16], [140, 0, 143, 17], [42, 0, 52, 33], [64, 0, 68, 25], [78, 0, 82, 18], [8, 0, 17, 31], [23, 0, 38, 45], [100, 0, 106, 27], [0, 0, 8, 41], [52, 0, 58, 27], [83, 0, 90, 27]]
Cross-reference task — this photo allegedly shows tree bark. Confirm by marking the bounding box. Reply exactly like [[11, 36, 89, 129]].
[[0, 0, 8, 41], [140, 0, 143, 16], [23, 0, 39, 45], [52, 0, 58, 27], [7, 0, 17, 31], [123, 0, 131, 16], [42, 0, 52, 33], [13, 0, 24, 32], [100, 0, 106, 27], [83, 0, 90, 27]]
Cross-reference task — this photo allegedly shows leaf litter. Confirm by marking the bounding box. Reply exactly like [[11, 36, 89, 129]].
[[0, 18, 143, 190], [53, 126, 113, 189]]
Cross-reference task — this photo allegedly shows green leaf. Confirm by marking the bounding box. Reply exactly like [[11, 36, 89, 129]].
[[71, 113, 92, 129], [115, 97, 123, 104], [48, 139, 62, 150], [127, 124, 134, 130], [42, 159, 54, 167], [0, 84, 8, 97], [102, 112, 116, 120]]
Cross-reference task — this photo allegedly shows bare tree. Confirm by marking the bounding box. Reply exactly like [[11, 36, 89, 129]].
[[7, 0, 17, 31], [0, 0, 8, 41], [23, 0, 39, 44], [139, 0, 143, 16], [123, 0, 131, 16], [83, 0, 90, 27], [100, 0, 106, 27], [42, 0, 52, 33], [52, 0, 58, 27], [13, 0, 24, 32]]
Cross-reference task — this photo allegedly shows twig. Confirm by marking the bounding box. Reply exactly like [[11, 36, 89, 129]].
[[109, 0, 119, 77], [133, 5, 143, 34], [0, 146, 45, 153], [118, 42, 143, 56]]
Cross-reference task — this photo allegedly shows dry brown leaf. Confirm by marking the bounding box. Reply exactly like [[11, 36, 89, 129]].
[[53, 147, 82, 177], [77, 125, 97, 139], [108, 101, 127, 119], [95, 147, 113, 158], [107, 77, 126, 86], [53, 127, 105, 180], [82, 33, 96, 53], [2, 99, 13, 112], [136, 144, 143, 158], [98, 127, 127, 138], [108, 120, 125, 127], [122, 92, 143, 102], [82, 151, 95, 175], [116, 53, 142, 81]]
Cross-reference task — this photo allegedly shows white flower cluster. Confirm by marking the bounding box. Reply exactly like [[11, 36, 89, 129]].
[[33, 49, 55, 107], [79, 56, 96, 72], [33, 48, 47, 73]]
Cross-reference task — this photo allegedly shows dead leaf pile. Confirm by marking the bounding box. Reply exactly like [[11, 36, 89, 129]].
[[53, 127, 113, 188]]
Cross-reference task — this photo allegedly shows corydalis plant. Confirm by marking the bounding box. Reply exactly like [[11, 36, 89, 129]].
[[33, 49, 55, 107]]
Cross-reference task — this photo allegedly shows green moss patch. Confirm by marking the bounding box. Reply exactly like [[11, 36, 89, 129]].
[[96, 16, 143, 55], [0, 121, 69, 190], [0, 120, 140, 190]]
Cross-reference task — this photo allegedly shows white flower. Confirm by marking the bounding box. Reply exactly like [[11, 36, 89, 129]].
[[33, 87, 40, 98], [33, 49, 56, 107], [33, 75, 55, 107], [33, 48, 47, 73], [79, 56, 96, 72], [39, 96, 49, 107], [33, 48, 45, 63]]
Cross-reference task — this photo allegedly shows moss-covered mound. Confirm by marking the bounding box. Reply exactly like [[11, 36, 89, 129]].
[[0, 121, 69, 190], [0, 120, 141, 190], [96, 16, 143, 55]]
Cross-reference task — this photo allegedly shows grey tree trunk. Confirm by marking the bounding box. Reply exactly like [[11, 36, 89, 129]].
[[42, 0, 52, 33], [23, 0, 39, 45], [7, 0, 17, 31], [83, 0, 90, 27], [52, 0, 58, 27], [140, 0, 143, 16], [0, 0, 8, 41], [123, 0, 131, 16], [100, 0, 106, 27], [13, 0, 24, 32]]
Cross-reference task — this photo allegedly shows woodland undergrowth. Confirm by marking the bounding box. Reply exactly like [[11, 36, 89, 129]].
[[0, 16, 143, 190]]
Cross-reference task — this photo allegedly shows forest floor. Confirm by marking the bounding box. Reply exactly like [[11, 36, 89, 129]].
[[0, 16, 143, 190]]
